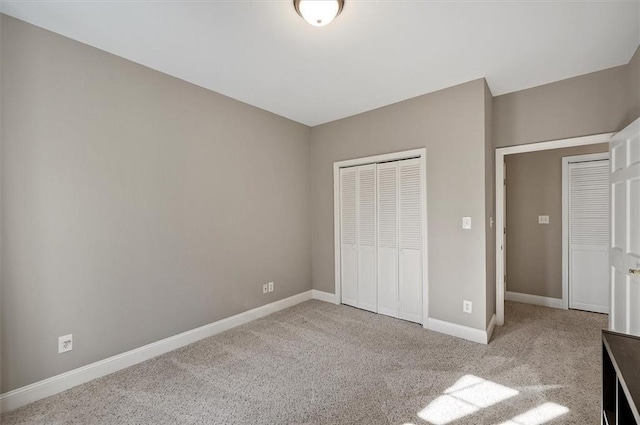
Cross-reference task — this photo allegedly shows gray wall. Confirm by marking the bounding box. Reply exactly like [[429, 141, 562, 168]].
[[1, 15, 311, 393], [628, 46, 640, 125], [484, 81, 495, 327], [505, 143, 609, 299], [0, 10, 4, 395], [310, 79, 491, 331], [493, 64, 631, 148]]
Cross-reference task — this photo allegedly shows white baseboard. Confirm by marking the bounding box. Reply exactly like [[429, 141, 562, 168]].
[[427, 316, 494, 345], [311, 289, 337, 304], [569, 301, 609, 314], [312, 291, 495, 344], [0, 290, 313, 413], [486, 314, 496, 343], [505, 291, 563, 309]]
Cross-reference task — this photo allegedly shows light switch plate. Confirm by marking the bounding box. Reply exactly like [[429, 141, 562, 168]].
[[462, 217, 472, 230], [538, 215, 550, 224]]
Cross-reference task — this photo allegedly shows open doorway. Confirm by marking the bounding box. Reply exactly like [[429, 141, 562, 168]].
[[494, 133, 614, 326], [502, 145, 609, 314]]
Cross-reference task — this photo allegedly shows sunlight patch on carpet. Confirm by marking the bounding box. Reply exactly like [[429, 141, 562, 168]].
[[417, 375, 519, 424], [497, 402, 570, 425]]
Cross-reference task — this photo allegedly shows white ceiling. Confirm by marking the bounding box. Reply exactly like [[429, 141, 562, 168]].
[[2, 1, 639, 126]]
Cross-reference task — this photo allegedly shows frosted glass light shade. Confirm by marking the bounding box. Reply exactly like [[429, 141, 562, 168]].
[[294, 0, 344, 27]]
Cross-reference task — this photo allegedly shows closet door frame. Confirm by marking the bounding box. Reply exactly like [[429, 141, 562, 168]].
[[333, 148, 429, 327]]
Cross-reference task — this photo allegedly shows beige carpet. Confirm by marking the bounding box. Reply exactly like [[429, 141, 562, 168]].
[[1, 300, 607, 424]]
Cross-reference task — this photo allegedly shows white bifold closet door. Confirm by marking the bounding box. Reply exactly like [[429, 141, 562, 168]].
[[340, 165, 377, 311], [358, 164, 378, 312], [376, 158, 423, 323], [342, 158, 423, 323], [340, 167, 358, 307], [377, 162, 399, 318], [398, 159, 423, 323], [569, 159, 610, 314]]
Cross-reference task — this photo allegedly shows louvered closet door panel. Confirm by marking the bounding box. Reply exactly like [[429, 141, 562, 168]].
[[377, 162, 399, 318], [399, 158, 423, 324], [569, 160, 610, 314], [358, 164, 377, 312], [340, 167, 358, 307]]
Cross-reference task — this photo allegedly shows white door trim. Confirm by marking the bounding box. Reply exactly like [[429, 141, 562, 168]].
[[495, 133, 614, 326], [333, 148, 429, 327], [561, 152, 610, 311]]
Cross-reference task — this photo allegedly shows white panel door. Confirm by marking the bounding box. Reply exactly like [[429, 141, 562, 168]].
[[568, 160, 610, 314], [399, 158, 423, 324], [610, 118, 640, 336], [340, 167, 358, 307], [357, 164, 377, 312], [377, 162, 399, 318]]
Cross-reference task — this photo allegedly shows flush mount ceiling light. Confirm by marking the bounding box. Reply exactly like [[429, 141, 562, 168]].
[[294, 0, 345, 27]]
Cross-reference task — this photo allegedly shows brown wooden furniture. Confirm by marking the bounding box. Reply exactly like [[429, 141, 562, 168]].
[[602, 330, 640, 425]]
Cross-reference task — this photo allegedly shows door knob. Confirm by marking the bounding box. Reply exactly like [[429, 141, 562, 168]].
[[630, 269, 640, 275]]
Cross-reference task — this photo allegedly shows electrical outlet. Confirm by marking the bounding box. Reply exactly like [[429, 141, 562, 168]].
[[262, 283, 268, 294], [463, 300, 472, 314], [58, 334, 73, 354], [268, 281, 274, 292], [462, 217, 472, 230]]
